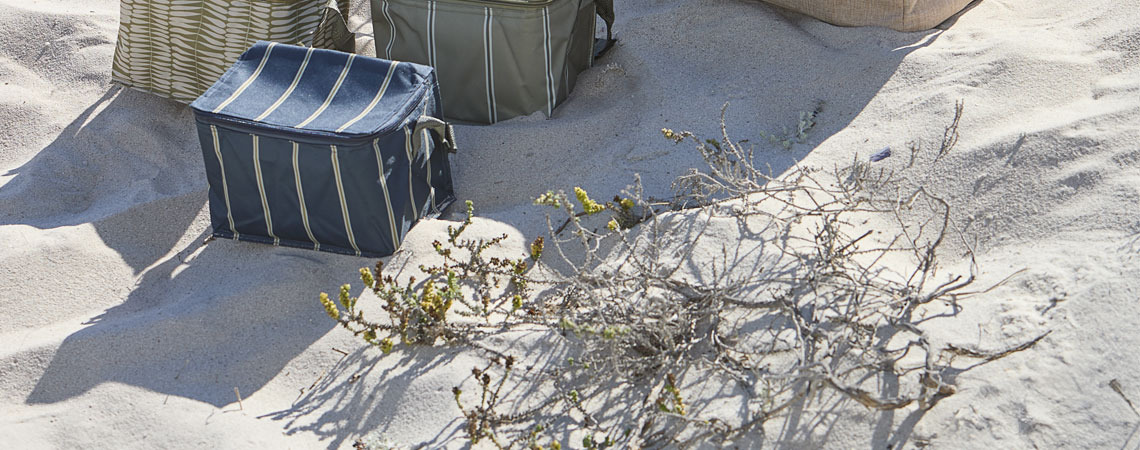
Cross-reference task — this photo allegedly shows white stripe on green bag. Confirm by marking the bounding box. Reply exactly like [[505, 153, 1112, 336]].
[[427, 1, 437, 68], [213, 42, 277, 114], [210, 125, 239, 239], [292, 141, 320, 251], [373, 139, 401, 250], [297, 54, 356, 128], [255, 46, 315, 121], [251, 135, 279, 245], [483, 7, 498, 123], [337, 62, 399, 133], [542, 7, 554, 116], [330, 145, 362, 256], [381, 0, 395, 60]]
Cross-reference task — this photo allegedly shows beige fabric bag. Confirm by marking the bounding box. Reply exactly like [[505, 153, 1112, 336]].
[[112, 0, 354, 104], [761, 0, 974, 31]]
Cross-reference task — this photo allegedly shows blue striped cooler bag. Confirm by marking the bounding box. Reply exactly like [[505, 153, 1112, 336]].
[[189, 41, 456, 257]]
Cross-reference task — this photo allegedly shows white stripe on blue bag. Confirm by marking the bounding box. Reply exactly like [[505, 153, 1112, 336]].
[[214, 42, 277, 114], [297, 54, 356, 128], [210, 125, 239, 239], [291, 142, 320, 251], [256, 46, 315, 121], [252, 135, 279, 245], [337, 62, 399, 133], [373, 139, 401, 250], [330, 145, 362, 256]]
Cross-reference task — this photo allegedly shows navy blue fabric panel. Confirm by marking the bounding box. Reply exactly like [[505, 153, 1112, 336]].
[[215, 130, 272, 240], [191, 41, 455, 258], [337, 142, 396, 256], [293, 142, 355, 254], [375, 139, 410, 243], [260, 50, 352, 129], [407, 127, 433, 219], [425, 129, 456, 215], [344, 64, 436, 135], [407, 94, 455, 218], [197, 122, 237, 237], [256, 136, 312, 248], [378, 131, 417, 242], [210, 46, 307, 121], [303, 61, 433, 135], [189, 43, 271, 114], [191, 41, 439, 138]]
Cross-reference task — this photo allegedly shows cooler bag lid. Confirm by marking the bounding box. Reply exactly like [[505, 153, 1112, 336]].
[[190, 41, 436, 141]]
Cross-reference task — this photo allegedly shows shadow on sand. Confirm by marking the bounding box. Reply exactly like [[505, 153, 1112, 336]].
[[451, 0, 951, 218], [24, 234, 367, 407], [0, 87, 204, 273], [11, 1, 963, 445], [16, 88, 370, 408]]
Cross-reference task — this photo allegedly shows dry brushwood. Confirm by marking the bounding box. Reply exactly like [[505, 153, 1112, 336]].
[[329, 103, 1048, 449]]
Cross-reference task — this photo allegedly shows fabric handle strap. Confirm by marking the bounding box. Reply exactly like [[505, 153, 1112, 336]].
[[594, 0, 616, 58], [411, 116, 458, 162]]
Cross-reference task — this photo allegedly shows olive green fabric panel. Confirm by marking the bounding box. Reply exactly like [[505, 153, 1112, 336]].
[[487, 2, 571, 120], [761, 0, 974, 32], [371, 0, 597, 124], [112, 0, 354, 104], [432, 1, 495, 122], [563, 0, 594, 101]]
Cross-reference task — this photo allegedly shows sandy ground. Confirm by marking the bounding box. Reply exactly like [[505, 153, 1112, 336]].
[[2, 0, 1140, 448]]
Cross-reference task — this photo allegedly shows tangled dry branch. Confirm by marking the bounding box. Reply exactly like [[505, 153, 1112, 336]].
[[334, 104, 1047, 449]]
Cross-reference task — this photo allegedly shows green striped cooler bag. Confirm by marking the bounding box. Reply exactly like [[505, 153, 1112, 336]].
[[371, 0, 614, 124], [112, 0, 355, 104], [189, 41, 456, 257]]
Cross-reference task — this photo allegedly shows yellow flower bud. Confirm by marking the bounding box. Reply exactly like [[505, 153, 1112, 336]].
[[338, 284, 355, 311], [319, 292, 339, 320], [359, 267, 374, 288], [530, 236, 544, 261], [574, 187, 605, 215], [534, 191, 561, 208]]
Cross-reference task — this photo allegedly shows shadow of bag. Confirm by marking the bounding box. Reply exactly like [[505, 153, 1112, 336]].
[[112, 0, 355, 104]]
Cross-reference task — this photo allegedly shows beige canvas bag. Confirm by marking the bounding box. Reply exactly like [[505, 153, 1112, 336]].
[[112, 0, 355, 104], [761, 0, 975, 31]]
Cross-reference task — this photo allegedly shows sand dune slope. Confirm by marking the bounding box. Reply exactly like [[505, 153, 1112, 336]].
[[2, 0, 1139, 448]]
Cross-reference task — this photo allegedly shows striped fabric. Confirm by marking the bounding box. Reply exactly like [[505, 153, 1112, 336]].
[[371, 0, 598, 124], [760, 0, 975, 32], [112, 0, 353, 104], [191, 42, 456, 257]]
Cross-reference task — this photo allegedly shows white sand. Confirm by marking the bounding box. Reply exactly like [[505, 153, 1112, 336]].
[[2, 0, 1139, 447]]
